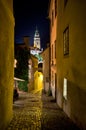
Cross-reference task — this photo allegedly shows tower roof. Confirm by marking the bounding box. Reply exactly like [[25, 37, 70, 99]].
[[34, 27, 40, 38]]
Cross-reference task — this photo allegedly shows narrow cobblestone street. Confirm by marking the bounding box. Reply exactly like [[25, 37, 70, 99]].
[[6, 91, 80, 130]]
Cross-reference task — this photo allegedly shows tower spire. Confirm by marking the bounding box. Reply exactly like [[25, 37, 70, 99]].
[[34, 27, 41, 49], [36, 26, 37, 30]]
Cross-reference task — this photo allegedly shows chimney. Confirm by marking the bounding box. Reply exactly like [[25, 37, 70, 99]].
[[23, 36, 30, 50]]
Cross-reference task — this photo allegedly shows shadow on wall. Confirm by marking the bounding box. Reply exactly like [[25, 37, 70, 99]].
[[63, 80, 86, 129]]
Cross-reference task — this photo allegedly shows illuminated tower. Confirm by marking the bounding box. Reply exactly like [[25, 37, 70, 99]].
[[34, 27, 41, 49]]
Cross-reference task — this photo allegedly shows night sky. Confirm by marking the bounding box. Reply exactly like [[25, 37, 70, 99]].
[[13, 0, 50, 49]]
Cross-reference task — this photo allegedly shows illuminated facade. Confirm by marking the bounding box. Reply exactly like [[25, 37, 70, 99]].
[[49, 0, 57, 99], [28, 55, 43, 93], [27, 28, 43, 92], [34, 71, 43, 92], [28, 55, 38, 92], [30, 27, 43, 56], [34, 27, 41, 49], [0, 0, 14, 129], [41, 45, 50, 93], [56, 0, 86, 129]]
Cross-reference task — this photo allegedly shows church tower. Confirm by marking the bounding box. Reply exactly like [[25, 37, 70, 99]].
[[34, 27, 41, 49]]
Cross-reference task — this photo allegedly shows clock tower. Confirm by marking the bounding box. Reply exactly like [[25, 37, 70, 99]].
[[34, 27, 41, 49]]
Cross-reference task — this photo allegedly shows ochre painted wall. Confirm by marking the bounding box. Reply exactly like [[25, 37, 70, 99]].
[[41, 47, 50, 93], [34, 71, 43, 93], [57, 0, 86, 129], [0, 0, 14, 129], [49, 0, 57, 98]]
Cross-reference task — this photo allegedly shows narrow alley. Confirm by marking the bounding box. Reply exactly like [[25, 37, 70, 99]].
[[6, 91, 80, 130]]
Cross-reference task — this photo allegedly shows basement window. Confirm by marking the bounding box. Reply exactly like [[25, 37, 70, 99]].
[[63, 78, 67, 100]]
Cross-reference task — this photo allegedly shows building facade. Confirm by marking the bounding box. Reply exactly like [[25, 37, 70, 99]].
[[28, 28, 43, 92], [49, 0, 57, 99], [28, 55, 38, 92], [0, 0, 14, 129], [41, 45, 50, 93], [28, 54, 43, 93], [56, 0, 86, 129]]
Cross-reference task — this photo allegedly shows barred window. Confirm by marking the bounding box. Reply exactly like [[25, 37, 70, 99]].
[[63, 26, 69, 55]]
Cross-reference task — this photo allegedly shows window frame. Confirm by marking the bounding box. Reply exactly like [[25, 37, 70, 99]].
[[55, 40, 56, 58], [52, 10, 54, 26], [63, 26, 69, 56], [63, 78, 67, 100]]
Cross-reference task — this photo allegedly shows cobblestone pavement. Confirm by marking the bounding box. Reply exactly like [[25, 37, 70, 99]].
[[6, 91, 80, 130]]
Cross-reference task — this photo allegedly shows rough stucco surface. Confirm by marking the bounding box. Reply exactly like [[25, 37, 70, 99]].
[[0, 1, 14, 129], [50, 2, 57, 99], [41, 47, 49, 93], [56, 0, 86, 129]]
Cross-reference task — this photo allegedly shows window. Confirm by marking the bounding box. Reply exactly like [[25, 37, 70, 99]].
[[46, 77, 49, 82], [52, 44, 53, 59], [52, 10, 54, 26], [64, 0, 68, 7], [63, 78, 67, 100], [52, 71, 54, 86], [55, 0, 57, 17], [55, 40, 56, 58], [63, 26, 69, 55]]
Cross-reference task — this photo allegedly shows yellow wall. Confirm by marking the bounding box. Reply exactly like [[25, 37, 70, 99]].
[[0, 0, 14, 129], [34, 71, 43, 92], [57, 0, 86, 129]]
